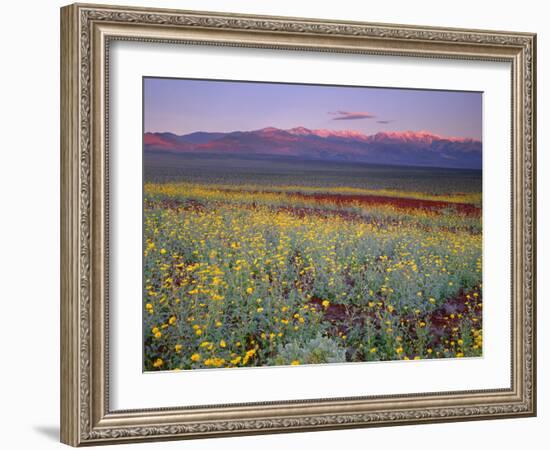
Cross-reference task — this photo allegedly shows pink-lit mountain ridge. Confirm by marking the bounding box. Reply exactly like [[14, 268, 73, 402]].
[[144, 127, 482, 169]]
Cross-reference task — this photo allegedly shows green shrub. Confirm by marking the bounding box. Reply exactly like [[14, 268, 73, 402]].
[[269, 335, 346, 366]]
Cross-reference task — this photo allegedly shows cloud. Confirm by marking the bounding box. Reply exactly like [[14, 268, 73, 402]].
[[330, 110, 376, 121], [376, 120, 394, 124]]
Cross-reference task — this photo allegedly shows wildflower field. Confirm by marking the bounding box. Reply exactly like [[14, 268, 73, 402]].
[[143, 156, 482, 371]]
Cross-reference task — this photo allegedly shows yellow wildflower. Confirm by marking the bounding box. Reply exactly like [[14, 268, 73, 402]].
[[152, 358, 163, 368]]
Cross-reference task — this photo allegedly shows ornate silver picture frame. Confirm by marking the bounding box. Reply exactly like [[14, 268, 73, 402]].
[[61, 3, 536, 446]]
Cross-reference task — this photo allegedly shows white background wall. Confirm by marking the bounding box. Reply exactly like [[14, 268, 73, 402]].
[[0, 1, 546, 449]]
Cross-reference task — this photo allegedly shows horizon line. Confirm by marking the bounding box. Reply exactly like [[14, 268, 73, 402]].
[[144, 126, 482, 142]]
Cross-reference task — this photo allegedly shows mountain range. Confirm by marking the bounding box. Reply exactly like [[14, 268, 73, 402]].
[[144, 127, 482, 169]]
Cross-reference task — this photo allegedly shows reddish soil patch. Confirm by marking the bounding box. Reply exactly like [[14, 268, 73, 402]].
[[278, 205, 372, 222], [309, 287, 482, 349], [213, 187, 480, 216], [309, 297, 349, 323], [290, 192, 480, 216], [145, 198, 206, 212], [278, 205, 481, 235], [426, 289, 482, 346]]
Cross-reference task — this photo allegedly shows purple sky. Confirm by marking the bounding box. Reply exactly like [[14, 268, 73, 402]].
[[144, 77, 482, 140]]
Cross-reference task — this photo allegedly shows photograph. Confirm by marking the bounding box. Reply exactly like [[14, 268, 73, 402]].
[[56, 2, 537, 446], [142, 78, 483, 371]]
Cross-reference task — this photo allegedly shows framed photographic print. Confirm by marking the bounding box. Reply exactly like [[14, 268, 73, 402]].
[[60, 3, 536, 446]]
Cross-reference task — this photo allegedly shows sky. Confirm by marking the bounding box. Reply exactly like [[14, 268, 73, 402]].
[[144, 77, 482, 140]]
